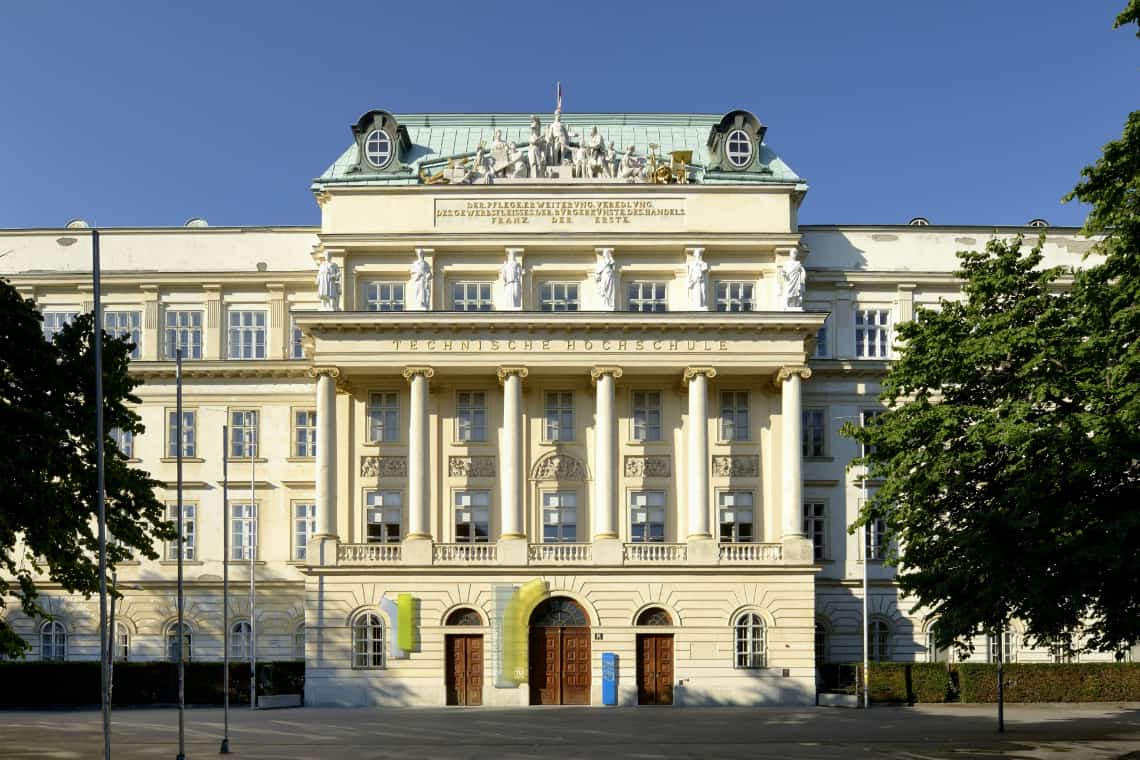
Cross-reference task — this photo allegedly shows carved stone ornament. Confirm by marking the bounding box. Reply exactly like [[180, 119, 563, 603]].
[[532, 453, 586, 481], [449, 456, 497, 478], [589, 366, 623, 383], [496, 366, 529, 383], [624, 455, 672, 478], [401, 366, 436, 381], [774, 366, 812, 386], [361, 456, 408, 478], [682, 366, 717, 384], [712, 455, 759, 478]]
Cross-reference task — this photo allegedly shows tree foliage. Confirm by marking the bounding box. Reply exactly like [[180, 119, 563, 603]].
[[0, 279, 173, 658]]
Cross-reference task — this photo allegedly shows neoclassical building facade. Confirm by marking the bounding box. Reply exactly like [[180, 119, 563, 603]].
[[1, 105, 1122, 706]]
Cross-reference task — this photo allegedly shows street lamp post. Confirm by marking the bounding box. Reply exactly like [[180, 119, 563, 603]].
[[248, 427, 257, 711], [221, 423, 231, 754], [90, 229, 111, 760], [175, 349, 186, 760]]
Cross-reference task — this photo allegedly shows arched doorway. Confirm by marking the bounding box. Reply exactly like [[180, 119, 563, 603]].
[[635, 607, 674, 705], [529, 597, 591, 705], [444, 607, 484, 706]]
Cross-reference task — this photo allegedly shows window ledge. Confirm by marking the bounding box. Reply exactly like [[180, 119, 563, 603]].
[[286, 560, 308, 566], [804, 456, 835, 462], [625, 439, 668, 448], [285, 456, 316, 463], [114, 560, 142, 567], [159, 560, 204, 566], [226, 560, 269, 565], [161, 457, 205, 464], [360, 441, 405, 448], [227, 457, 269, 464]]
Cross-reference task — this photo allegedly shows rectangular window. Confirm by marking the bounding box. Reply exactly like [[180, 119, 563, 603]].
[[718, 491, 754, 543], [854, 309, 891, 358], [454, 491, 490, 543], [814, 315, 831, 358], [164, 310, 203, 360], [365, 282, 405, 312], [229, 410, 258, 458], [544, 391, 574, 442], [719, 391, 750, 442], [860, 409, 883, 458], [631, 390, 662, 442], [290, 322, 305, 360], [715, 281, 755, 312], [803, 501, 826, 561], [293, 502, 316, 561], [42, 311, 78, 341], [110, 427, 134, 459], [227, 309, 266, 360], [540, 282, 580, 312], [367, 392, 399, 443], [629, 491, 666, 543], [987, 630, 1018, 664], [167, 410, 196, 458], [541, 492, 577, 543], [456, 391, 487, 442], [452, 282, 492, 312], [865, 516, 888, 561], [802, 408, 826, 458], [365, 491, 402, 544], [294, 410, 317, 457], [103, 310, 141, 359], [627, 281, 667, 312], [165, 503, 196, 560], [231, 503, 258, 560]]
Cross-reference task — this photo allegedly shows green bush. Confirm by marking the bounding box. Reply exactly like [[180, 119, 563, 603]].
[[857, 663, 953, 703], [957, 662, 1140, 703], [0, 661, 304, 707]]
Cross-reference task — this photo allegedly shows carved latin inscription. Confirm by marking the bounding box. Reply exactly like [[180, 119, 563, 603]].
[[712, 455, 759, 478], [361, 456, 408, 478], [449, 456, 497, 478], [624, 455, 672, 478]]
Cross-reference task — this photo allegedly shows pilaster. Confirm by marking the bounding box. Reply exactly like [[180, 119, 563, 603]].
[[266, 283, 286, 360], [141, 285, 160, 361], [203, 283, 223, 360]]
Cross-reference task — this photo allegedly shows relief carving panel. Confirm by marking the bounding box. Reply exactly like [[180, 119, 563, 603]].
[[360, 456, 408, 478], [711, 455, 759, 478], [624, 455, 672, 478], [449, 456, 497, 478], [532, 453, 586, 481]]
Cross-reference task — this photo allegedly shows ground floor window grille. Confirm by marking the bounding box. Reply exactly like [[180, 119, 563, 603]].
[[734, 613, 766, 668]]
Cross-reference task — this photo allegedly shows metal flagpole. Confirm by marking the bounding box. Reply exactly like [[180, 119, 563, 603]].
[[175, 349, 186, 760], [862, 469, 870, 710], [221, 423, 231, 754], [108, 570, 116, 706], [249, 427, 257, 711], [92, 228, 111, 760]]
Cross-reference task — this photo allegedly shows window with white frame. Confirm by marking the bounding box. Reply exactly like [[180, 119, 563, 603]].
[[352, 612, 385, 668], [364, 282, 405, 312], [629, 490, 666, 543], [734, 612, 766, 668], [114, 622, 130, 661], [367, 392, 399, 443], [230, 621, 252, 660], [165, 503, 196, 560], [103, 310, 141, 358], [166, 623, 192, 662], [229, 410, 258, 458], [544, 391, 574, 442], [715, 281, 755, 312], [164, 310, 202, 360], [293, 502, 316, 561], [42, 311, 77, 341], [293, 624, 306, 660], [541, 491, 577, 543], [294, 410, 316, 457], [290, 321, 305, 359], [631, 390, 662, 442], [40, 621, 67, 661], [719, 390, 749, 441], [365, 491, 402, 544], [627, 281, 667, 312], [227, 309, 266, 359], [865, 516, 888, 561], [364, 129, 393, 169], [452, 282, 492, 312], [860, 409, 883, 458], [1050, 632, 1078, 663], [454, 491, 490, 543], [854, 309, 891, 358], [868, 619, 891, 662], [803, 501, 826, 561], [456, 391, 487, 442], [814, 314, 831, 358], [718, 491, 754, 543], [540, 282, 580, 312], [987, 629, 1018, 663], [725, 129, 754, 168], [167, 409, 196, 458], [110, 427, 134, 459], [231, 502, 257, 560], [802, 408, 826, 458]]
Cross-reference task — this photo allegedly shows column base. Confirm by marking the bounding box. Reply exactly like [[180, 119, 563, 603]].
[[313, 535, 339, 567], [498, 532, 526, 540], [404, 532, 432, 540]]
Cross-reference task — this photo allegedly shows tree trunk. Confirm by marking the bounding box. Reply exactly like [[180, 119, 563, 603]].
[[996, 636, 1005, 733]]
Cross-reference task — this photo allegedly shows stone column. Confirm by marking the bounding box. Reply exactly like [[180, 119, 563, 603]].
[[497, 367, 528, 540], [777, 366, 812, 542], [683, 367, 716, 539], [311, 367, 340, 544], [590, 367, 623, 539], [402, 367, 435, 540]]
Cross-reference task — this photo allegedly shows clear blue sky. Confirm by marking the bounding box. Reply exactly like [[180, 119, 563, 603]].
[[1, 2, 1134, 229]]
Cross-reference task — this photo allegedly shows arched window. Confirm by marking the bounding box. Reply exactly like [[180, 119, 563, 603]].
[[114, 622, 130, 662], [293, 624, 305, 660], [734, 613, 766, 669], [814, 623, 828, 666], [230, 621, 252, 660], [166, 623, 192, 662], [529, 597, 588, 627], [352, 612, 385, 668], [636, 607, 672, 626], [445, 607, 483, 626], [868, 619, 890, 662], [40, 621, 67, 662]]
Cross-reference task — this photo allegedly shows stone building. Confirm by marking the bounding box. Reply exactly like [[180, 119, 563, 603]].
[[0, 105, 1123, 707]]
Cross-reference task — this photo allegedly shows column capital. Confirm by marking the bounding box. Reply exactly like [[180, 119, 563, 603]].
[[682, 366, 717, 383], [308, 366, 341, 379], [774, 365, 812, 386], [402, 366, 435, 381], [497, 366, 529, 383], [589, 366, 623, 383]]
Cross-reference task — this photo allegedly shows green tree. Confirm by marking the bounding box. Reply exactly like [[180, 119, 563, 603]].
[[0, 279, 174, 658]]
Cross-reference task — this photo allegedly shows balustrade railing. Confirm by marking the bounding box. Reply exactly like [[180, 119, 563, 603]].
[[528, 543, 592, 564], [433, 543, 497, 564], [623, 542, 687, 563], [718, 542, 783, 563], [337, 543, 402, 565]]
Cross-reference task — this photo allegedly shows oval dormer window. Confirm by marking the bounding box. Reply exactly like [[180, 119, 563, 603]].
[[725, 128, 753, 168], [364, 129, 393, 169]]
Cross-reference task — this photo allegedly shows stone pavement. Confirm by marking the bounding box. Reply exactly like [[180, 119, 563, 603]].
[[2, 703, 1139, 759]]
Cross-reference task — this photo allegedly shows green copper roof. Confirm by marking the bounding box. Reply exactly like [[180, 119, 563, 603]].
[[313, 113, 802, 189]]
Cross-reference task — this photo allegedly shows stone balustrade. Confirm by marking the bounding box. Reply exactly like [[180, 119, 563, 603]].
[[433, 543, 498, 564], [718, 542, 783, 563], [623, 542, 688, 563], [336, 543, 401, 564], [528, 543, 592, 564]]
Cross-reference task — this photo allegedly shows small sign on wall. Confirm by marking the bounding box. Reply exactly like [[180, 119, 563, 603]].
[[594, 632, 604, 641]]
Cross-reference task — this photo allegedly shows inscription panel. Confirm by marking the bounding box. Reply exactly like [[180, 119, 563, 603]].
[[435, 197, 686, 230]]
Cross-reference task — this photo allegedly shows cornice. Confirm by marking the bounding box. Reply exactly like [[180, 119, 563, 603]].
[[314, 233, 802, 249], [8, 271, 316, 288], [806, 359, 890, 378], [130, 360, 314, 381]]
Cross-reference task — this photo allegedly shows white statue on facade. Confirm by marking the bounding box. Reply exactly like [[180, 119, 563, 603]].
[[686, 248, 709, 309], [619, 145, 642, 180], [547, 108, 570, 165], [410, 249, 432, 310], [316, 251, 341, 311], [594, 249, 616, 309], [780, 248, 806, 310], [587, 126, 606, 177], [605, 141, 618, 178], [500, 250, 525, 309], [527, 114, 546, 178]]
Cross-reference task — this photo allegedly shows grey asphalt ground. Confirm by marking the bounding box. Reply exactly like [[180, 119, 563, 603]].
[[1, 703, 1139, 759]]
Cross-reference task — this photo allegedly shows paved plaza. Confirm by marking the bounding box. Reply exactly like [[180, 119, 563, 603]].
[[2, 704, 1139, 759]]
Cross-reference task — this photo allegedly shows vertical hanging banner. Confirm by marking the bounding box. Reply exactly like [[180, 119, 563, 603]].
[[497, 579, 548, 686], [397, 593, 416, 652], [492, 585, 515, 688], [378, 596, 409, 660]]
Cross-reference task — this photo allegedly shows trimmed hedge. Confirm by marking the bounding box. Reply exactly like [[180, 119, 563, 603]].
[[957, 663, 1140, 703], [0, 661, 303, 707]]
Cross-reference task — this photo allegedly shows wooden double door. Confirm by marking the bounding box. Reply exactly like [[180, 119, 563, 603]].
[[445, 634, 484, 706], [637, 634, 675, 705], [529, 627, 591, 705]]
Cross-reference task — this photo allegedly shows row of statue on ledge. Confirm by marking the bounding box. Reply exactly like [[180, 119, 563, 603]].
[[420, 110, 692, 184], [318, 248, 806, 312]]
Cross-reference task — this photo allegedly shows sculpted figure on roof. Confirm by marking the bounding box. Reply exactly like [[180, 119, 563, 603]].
[[527, 115, 546, 178], [547, 108, 570, 165]]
